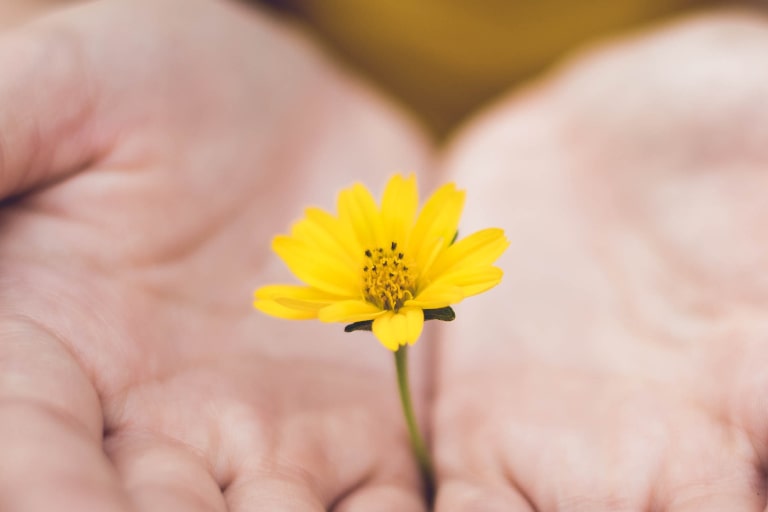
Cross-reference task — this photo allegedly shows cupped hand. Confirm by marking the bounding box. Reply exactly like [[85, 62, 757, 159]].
[[0, 1, 434, 510], [433, 11, 768, 512]]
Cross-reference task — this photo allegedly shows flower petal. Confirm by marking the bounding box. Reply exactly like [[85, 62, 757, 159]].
[[426, 228, 508, 280], [372, 307, 424, 351], [337, 182, 383, 250], [291, 207, 361, 266], [409, 183, 465, 269], [407, 283, 464, 309], [380, 174, 418, 245], [415, 236, 445, 281], [272, 236, 359, 296], [255, 284, 339, 311], [318, 300, 385, 323], [430, 266, 504, 298], [254, 299, 319, 320]]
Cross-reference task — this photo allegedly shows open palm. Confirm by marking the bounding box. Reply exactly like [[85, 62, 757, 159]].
[[0, 1, 433, 510], [434, 13, 768, 512], [4, 2, 768, 511]]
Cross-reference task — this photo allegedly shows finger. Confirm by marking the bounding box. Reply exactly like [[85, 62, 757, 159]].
[[105, 432, 227, 512], [0, 318, 129, 510], [662, 475, 765, 512], [666, 493, 763, 512], [223, 475, 325, 512], [435, 479, 535, 512], [224, 465, 426, 512], [0, 22, 104, 198], [656, 416, 766, 512], [333, 481, 426, 512]]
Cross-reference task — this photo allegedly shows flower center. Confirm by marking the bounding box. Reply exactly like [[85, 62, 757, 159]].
[[362, 241, 415, 311]]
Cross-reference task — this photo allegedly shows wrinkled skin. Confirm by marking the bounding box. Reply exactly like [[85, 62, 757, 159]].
[[2, 1, 768, 511], [434, 12, 768, 512], [0, 1, 432, 510]]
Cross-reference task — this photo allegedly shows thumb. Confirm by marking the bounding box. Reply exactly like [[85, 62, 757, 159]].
[[0, 316, 127, 509], [0, 22, 106, 199]]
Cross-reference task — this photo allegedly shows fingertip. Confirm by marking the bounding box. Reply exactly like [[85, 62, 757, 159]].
[[333, 482, 427, 512], [105, 432, 228, 512], [0, 19, 101, 198], [0, 401, 130, 511], [435, 479, 536, 512], [223, 474, 326, 512]]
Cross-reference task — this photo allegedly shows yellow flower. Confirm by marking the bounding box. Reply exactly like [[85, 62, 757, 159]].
[[254, 174, 508, 351]]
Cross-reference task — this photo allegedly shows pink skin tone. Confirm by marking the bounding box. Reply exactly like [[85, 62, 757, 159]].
[[435, 11, 768, 512], [0, 1, 432, 510], [1, 1, 768, 511]]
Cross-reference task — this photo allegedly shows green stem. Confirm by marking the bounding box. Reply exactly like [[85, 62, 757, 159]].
[[394, 345, 435, 502]]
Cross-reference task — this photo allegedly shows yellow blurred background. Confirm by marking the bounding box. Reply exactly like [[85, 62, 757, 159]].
[[260, 0, 758, 138]]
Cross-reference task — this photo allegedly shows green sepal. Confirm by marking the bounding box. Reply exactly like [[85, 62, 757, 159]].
[[450, 230, 458, 245], [423, 306, 456, 322], [344, 306, 456, 333], [344, 320, 373, 332]]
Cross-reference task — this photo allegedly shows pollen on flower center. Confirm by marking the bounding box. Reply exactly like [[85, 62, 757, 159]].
[[362, 241, 415, 311]]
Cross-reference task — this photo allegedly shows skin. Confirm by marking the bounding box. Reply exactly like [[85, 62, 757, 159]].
[[2, 1, 768, 511], [0, 0, 433, 510], [434, 11, 768, 512]]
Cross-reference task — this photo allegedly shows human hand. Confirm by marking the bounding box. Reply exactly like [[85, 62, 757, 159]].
[[433, 11, 768, 511], [0, 0, 433, 510]]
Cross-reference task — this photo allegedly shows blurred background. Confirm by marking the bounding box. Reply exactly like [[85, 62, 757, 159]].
[[262, 0, 764, 139]]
